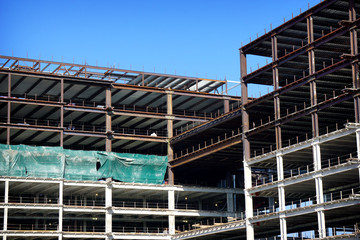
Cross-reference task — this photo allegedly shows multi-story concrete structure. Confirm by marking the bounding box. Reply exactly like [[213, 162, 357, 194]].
[[0, 0, 360, 239]]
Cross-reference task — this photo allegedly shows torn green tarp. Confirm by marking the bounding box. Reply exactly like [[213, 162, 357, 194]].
[[97, 152, 167, 184], [0, 145, 64, 178], [0, 144, 167, 184], [63, 148, 99, 181]]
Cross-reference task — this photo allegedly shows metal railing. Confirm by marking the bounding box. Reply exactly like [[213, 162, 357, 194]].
[[251, 120, 350, 158], [174, 128, 242, 160], [64, 198, 105, 207], [253, 152, 357, 187], [112, 226, 169, 234], [7, 223, 58, 231], [8, 196, 59, 205], [252, 186, 360, 217], [176, 216, 243, 233], [256, 223, 359, 239]]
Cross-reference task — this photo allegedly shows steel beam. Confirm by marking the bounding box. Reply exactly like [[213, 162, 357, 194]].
[[106, 87, 112, 152], [245, 57, 355, 110], [272, 35, 282, 151], [240, 0, 337, 54], [349, 0, 360, 122], [307, 15, 319, 138], [169, 133, 242, 168], [167, 91, 174, 185], [7, 73, 11, 144]]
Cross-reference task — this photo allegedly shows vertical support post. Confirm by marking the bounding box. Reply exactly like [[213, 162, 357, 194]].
[[105, 179, 112, 234], [349, 0, 360, 122], [313, 141, 326, 237], [224, 97, 230, 113], [167, 91, 174, 185], [58, 180, 63, 234], [60, 79, 64, 147], [272, 35, 282, 149], [272, 35, 287, 240], [105, 87, 112, 152], [227, 192, 234, 212], [168, 190, 175, 235], [356, 129, 360, 183], [276, 153, 287, 239], [7, 73, 11, 145], [3, 180, 9, 231], [227, 192, 235, 221], [7, 73, 11, 98], [241, 50, 254, 240], [307, 16, 319, 138]]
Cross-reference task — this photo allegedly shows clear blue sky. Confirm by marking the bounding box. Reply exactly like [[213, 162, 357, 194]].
[[0, 0, 320, 96]]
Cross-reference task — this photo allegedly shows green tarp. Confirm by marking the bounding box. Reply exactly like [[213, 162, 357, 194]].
[[0, 144, 167, 184]]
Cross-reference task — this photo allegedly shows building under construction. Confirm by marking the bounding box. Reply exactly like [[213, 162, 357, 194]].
[[0, 0, 360, 239]]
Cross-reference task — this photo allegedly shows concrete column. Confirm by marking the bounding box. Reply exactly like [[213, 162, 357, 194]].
[[58, 180, 63, 232], [356, 129, 360, 183], [3, 180, 9, 231], [276, 153, 287, 239], [313, 141, 326, 238], [244, 161, 254, 239], [106, 87, 112, 152], [168, 190, 175, 234], [105, 179, 112, 234], [167, 90, 174, 185]]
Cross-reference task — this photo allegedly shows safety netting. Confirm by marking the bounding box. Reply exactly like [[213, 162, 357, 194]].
[[0, 144, 167, 184]]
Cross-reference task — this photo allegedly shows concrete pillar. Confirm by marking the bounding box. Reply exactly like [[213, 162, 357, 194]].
[[58, 180, 63, 232], [168, 190, 175, 234], [276, 153, 287, 239], [105, 179, 112, 234], [3, 180, 9, 231], [244, 161, 254, 240], [356, 129, 360, 183], [313, 141, 326, 238]]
